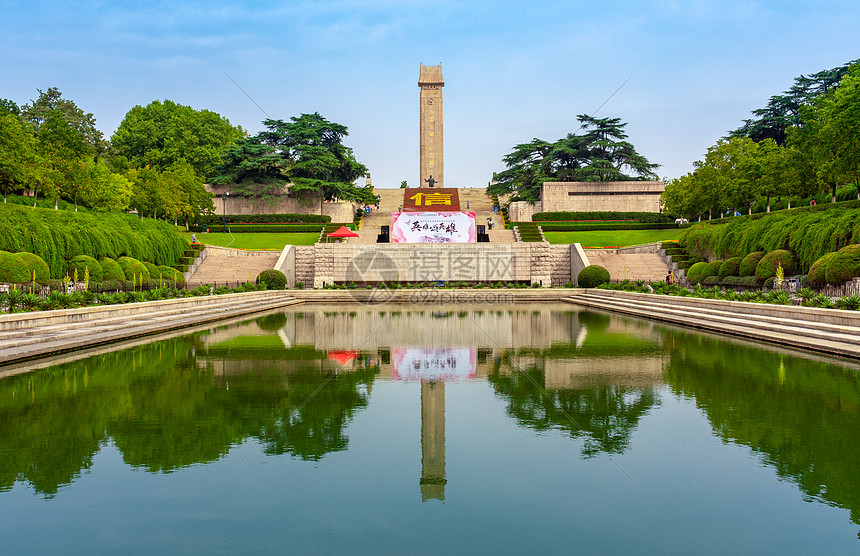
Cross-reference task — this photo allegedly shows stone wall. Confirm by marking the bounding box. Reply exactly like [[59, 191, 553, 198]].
[[540, 181, 664, 213], [207, 184, 356, 223], [508, 201, 540, 222], [307, 243, 573, 288], [294, 246, 316, 286]]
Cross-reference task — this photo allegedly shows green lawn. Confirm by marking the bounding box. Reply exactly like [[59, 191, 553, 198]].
[[543, 229, 685, 247], [181, 232, 320, 249]]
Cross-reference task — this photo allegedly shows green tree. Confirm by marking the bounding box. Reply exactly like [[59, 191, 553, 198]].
[[0, 113, 40, 202], [80, 158, 133, 211], [215, 113, 374, 204], [489, 116, 659, 203], [35, 111, 89, 210], [810, 64, 860, 200], [20, 87, 106, 157], [111, 100, 244, 178]]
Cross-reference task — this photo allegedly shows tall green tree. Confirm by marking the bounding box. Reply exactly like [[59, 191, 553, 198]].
[[0, 113, 40, 202], [111, 100, 244, 178], [488, 115, 659, 203], [20, 87, 106, 157]]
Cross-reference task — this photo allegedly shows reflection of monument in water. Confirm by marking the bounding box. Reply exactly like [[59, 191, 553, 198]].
[[420, 381, 446, 501]]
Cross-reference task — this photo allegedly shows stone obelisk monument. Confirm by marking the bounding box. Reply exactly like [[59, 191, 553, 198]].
[[419, 63, 444, 189], [420, 380, 446, 501]]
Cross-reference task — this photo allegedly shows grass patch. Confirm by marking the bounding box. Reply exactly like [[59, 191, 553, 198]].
[[181, 232, 319, 249], [544, 229, 685, 247]]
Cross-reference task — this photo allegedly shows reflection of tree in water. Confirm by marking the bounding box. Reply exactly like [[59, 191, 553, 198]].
[[664, 331, 860, 526], [0, 332, 377, 496], [489, 366, 659, 458]]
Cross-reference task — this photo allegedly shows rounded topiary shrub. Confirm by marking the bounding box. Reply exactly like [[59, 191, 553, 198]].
[[686, 262, 708, 284], [718, 257, 743, 280], [825, 244, 860, 285], [100, 257, 126, 282], [755, 250, 797, 282], [577, 265, 611, 288], [69, 255, 104, 283], [142, 262, 159, 281], [0, 251, 30, 284], [16, 252, 50, 285], [739, 251, 764, 277], [699, 260, 724, 282], [157, 265, 184, 287], [117, 256, 150, 283], [256, 269, 287, 290], [809, 252, 837, 288]]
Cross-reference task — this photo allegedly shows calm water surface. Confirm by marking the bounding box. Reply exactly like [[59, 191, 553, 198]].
[[1, 304, 859, 554]]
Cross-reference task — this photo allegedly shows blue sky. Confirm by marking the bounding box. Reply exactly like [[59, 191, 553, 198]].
[[2, 1, 858, 188]]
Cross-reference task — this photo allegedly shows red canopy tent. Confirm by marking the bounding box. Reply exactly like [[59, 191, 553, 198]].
[[326, 225, 360, 240], [327, 350, 360, 365]]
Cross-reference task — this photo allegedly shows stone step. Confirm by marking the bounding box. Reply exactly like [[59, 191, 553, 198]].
[[565, 291, 860, 358]]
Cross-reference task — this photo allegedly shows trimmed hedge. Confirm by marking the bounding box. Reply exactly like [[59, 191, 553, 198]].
[[825, 244, 860, 285], [0, 203, 186, 278], [191, 223, 326, 233], [117, 256, 151, 282], [718, 257, 743, 280], [677, 260, 695, 270], [533, 222, 678, 232], [739, 251, 764, 277], [194, 213, 330, 225], [703, 276, 721, 286], [533, 211, 672, 223], [808, 252, 837, 288], [69, 255, 103, 282], [664, 247, 686, 256], [661, 240, 681, 249], [755, 250, 797, 281], [100, 257, 126, 282], [680, 204, 860, 273], [577, 265, 611, 288], [16, 252, 50, 285], [699, 260, 724, 281], [256, 269, 287, 290], [157, 265, 185, 287], [686, 262, 708, 283], [0, 251, 30, 284], [142, 262, 159, 281]]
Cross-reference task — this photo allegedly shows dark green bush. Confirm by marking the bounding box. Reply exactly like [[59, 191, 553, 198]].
[[722, 276, 742, 286], [825, 244, 860, 285], [739, 251, 764, 277], [0, 251, 30, 284], [740, 276, 760, 287], [256, 269, 287, 290], [16, 252, 50, 284], [664, 247, 686, 256], [100, 257, 126, 282], [718, 257, 743, 280], [577, 265, 611, 288], [700, 260, 724, 281], [69, 255, 104, 282], [117, 256, 150, 282], [142, 262, 159, 280], [809, 252, 837, 287], [157, 265, 185, 287], [755, 250, 797, 281], [703, 276, 721, 286], [678, 260, 695, 270], [686, 262, 708, 283], [99, 279, 122, 292], [661, 240, 681, 249]]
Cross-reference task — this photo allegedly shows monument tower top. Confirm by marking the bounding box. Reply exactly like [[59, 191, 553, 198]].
[[419, 63, 444, 188]]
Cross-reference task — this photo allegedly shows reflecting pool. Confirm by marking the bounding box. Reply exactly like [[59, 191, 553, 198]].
[[1, 305, 859, 554]]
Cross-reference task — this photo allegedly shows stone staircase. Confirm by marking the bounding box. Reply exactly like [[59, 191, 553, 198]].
[[564, 289, 860, 358], [584, 251, 669, 282], [347, 187, 515, 244], [188, 247, 281, 286]]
